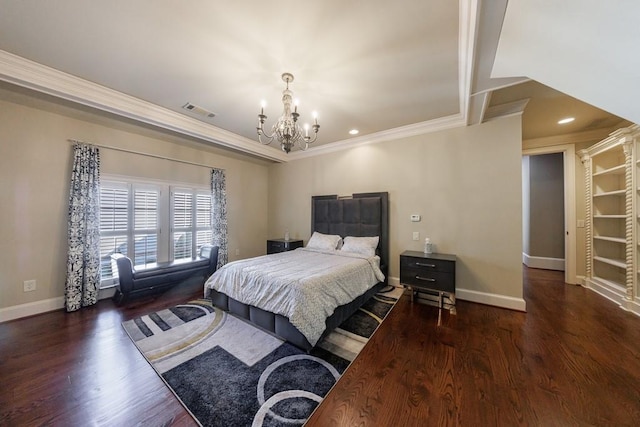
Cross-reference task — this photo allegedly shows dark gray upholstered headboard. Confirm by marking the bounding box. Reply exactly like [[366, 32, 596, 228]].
[[311, 192, 389, 281]]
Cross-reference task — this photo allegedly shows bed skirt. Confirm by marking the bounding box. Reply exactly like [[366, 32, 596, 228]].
[[208, 281, 385, 351]]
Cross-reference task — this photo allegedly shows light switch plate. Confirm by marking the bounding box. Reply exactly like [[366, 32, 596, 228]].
[[412, 231, 420, 241]]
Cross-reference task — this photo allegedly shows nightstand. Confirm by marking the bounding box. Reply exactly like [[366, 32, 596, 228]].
[[400, 250, 456, 313], [267, 238, 304, 254]]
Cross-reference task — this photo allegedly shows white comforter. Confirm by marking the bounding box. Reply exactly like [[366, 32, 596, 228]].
[[204, 247, 385, 346]]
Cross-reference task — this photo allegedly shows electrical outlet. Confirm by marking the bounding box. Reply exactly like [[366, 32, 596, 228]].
[[235, 249, 240, 256], [23, 280, 36, 292], [412, 232, 420, 241]]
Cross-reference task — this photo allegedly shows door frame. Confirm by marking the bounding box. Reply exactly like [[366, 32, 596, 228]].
[[523, 144, 577, 285]]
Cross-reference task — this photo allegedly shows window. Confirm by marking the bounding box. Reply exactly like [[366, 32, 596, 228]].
[[171, 189, 212, 262], [99, 179, 211, 287], [132, 188, 159, 266], [99, 184, 129, 285]]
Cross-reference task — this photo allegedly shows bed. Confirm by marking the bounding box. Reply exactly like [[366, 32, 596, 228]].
[[204, 192, 389, 351]]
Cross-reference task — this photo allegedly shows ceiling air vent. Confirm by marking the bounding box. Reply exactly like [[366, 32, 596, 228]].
[[182, 102, 216, 119]]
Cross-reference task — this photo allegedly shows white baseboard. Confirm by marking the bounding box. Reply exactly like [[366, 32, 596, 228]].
[[583, 277, 626, 305], [620, 298, 640, 317], [522, 252, 565, 271], [456, 288, 527, 311], [584, 277, 640, 319], [0, 296, 65, 323], [392, 275, 527, 312], [0, 287, 117, 323]]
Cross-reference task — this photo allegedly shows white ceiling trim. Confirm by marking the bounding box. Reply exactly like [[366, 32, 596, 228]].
[[0, 49, 289, 163], [0, 0, 480, 164], [484, 99, 530, 122], [523, 127, 619, 148], [459, 0, 480, 125], [467, 91, 491, 125], [288, 113, 466, 160], [471, 77, 530, 96]]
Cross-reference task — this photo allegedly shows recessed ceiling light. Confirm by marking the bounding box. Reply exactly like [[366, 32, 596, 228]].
[[558, 117, 575, 125], [349, 129, 359, 135]]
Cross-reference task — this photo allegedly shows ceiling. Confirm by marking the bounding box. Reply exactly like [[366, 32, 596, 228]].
[[490, 81, 627, 141], [0, 1, 633, 161]]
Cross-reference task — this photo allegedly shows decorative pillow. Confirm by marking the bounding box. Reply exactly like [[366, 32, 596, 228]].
[[340, 236, 379, 257], [306, 231, 343, 251]]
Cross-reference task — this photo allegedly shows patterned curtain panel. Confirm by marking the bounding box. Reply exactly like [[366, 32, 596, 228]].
[[64, 144, 101, 312], [211, 168, 228, 268]]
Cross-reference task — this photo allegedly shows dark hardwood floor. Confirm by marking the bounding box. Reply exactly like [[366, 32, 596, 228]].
[[308, 268, 640, 426], [2, 268, 640, 426], [0, 279, 203, 427]]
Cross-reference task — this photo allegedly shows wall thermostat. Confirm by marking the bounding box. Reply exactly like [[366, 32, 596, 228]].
[[410, 214, 421, 222]]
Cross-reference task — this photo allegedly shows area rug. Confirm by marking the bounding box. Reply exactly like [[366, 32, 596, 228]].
[[122, 286, 402, 427]]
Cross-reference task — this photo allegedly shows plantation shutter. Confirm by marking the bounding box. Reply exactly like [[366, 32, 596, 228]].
[[196, 193, 213, 249], [172, 191, 193, 260], [133, 188, 159, 267], [99, 185, 129, 281]]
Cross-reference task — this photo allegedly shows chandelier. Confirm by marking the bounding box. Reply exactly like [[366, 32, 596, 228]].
[[257, 73, 320, 153]]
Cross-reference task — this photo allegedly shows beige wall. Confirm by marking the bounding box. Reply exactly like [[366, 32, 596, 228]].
[[0, 89, 269, 310], [0, 84, 526, 312], [268, 116, 524, 300]]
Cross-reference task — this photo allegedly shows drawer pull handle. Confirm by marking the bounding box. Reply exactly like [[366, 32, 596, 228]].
[[415, 263, 436, 268], [416, 276, 436, 282]]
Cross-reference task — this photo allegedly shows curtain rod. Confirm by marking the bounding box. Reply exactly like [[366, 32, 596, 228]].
[[68, 139, 224, 171]]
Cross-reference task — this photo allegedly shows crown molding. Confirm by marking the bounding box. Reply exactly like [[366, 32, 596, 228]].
[[484, 98, 530, 121], [0, 50, 289, 163], [0, 0, 480, 165], [0, 48, 469, 163], [472, 77, 530, 96], [467, 91, 491, 125], [459, 0, 480, 124], [523, 127, 619, 149], [288, 114, 466, 160], [0, 1, 481, 164]]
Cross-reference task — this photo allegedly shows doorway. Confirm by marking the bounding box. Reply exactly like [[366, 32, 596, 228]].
[[522, 145, 577, 285]]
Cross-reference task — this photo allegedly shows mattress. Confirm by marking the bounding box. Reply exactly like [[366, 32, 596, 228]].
[[204, 247, 385, 346]]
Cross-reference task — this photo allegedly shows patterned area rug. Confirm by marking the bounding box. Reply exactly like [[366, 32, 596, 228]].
[[122, 286, 402, 427]]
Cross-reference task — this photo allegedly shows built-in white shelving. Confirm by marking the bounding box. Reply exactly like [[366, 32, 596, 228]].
[[579, 125, 640, 317], [593, 164, 626, 176], [593, 189, 626, 197], [594, 236, 626, 244], [593, 256, 626, 269]]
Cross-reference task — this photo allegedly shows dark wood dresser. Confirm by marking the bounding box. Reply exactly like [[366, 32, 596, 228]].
[[400, 250, 456, 313], [266, 238, 304, 254]]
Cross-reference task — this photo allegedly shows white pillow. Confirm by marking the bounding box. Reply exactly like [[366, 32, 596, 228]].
[[340, 236, 379, 257], [306, 231, 343, 251]]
